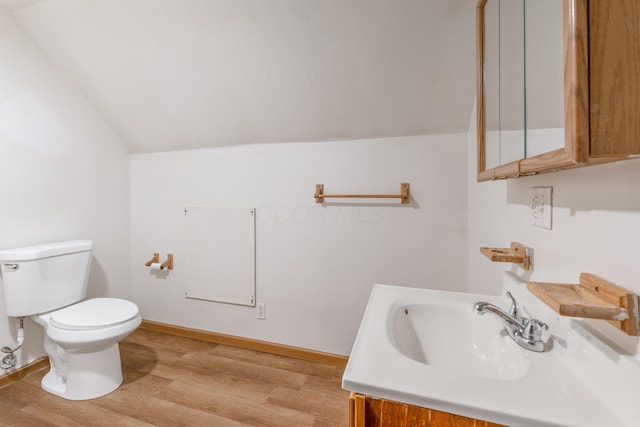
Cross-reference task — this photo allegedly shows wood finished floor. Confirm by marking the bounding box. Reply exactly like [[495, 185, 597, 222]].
[[0, 328, 350, 426]]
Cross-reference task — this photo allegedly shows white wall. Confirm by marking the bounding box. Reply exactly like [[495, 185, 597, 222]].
[[131, 134, 468, 355], [467, 105, 640, 300], [0, 10, 131, 367]]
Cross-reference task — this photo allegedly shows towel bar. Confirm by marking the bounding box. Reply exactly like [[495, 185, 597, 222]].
[[314, 183, 410, 203]]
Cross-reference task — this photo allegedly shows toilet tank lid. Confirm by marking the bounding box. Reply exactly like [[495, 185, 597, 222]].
[[0, 240, 93, 261]]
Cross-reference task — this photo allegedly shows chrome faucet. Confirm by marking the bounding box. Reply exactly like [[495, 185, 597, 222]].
[[473, 291, 548, 352]]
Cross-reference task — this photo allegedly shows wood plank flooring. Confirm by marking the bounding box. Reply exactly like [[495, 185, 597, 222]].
[[0, 328, 350, 426]]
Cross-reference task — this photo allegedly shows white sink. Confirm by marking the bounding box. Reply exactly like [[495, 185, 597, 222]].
[[388, 303, 528, 380], [343, 272, 640, 427]]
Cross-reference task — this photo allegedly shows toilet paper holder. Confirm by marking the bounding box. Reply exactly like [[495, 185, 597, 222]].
[[145, 253, 174, 270]]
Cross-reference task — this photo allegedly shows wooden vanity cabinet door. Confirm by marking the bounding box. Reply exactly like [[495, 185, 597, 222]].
[[349, 392, 507, 427]]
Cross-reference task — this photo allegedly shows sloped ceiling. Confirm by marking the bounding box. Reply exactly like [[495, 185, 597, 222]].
[[2, 0, 477, 153]]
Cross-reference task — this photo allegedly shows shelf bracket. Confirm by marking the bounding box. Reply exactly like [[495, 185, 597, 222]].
[[480, 242, 531, 271], [145, 252, 160, 267]]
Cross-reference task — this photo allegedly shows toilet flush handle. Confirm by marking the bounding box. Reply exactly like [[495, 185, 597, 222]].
[[3, 264, 19, 270]]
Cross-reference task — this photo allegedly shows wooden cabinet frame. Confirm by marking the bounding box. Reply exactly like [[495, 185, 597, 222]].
[[349, 392, 507, 427], [477, 0, 640, 181]]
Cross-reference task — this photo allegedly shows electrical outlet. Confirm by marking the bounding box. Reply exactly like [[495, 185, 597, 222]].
[[256, 303, 266, 320], [531, 187, 553, 229]]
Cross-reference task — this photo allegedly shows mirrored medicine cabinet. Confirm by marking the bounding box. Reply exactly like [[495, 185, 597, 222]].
[[477, 0, 640, 181]]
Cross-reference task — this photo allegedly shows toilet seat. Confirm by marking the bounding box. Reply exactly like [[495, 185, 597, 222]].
[[50, 298, 139, 331]]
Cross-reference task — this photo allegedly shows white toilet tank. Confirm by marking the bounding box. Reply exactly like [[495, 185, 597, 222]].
[[0, 240, 93, 317]]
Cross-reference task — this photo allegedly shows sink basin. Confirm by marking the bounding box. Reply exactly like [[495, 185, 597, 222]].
[[388, 303, 528, 379], [342, 273, 635, 427]]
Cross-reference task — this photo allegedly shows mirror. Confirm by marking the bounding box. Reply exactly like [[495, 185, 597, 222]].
[[483, 0, 500, 167], [479, 0, 564, 172], [483, 0, 525, 170], [524, 0, 564, 157]]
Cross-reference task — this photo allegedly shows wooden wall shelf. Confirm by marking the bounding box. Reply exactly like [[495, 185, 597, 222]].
[[527, 273, 640, 336], [480, 242, 531, 271]]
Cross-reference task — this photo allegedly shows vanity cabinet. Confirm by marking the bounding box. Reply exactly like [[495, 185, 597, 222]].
[[477, 0, 640, 181], [349, 393, 506, 427]]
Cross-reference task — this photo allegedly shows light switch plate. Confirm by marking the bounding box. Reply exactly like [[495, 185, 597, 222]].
[[531, 187, 552, 229]]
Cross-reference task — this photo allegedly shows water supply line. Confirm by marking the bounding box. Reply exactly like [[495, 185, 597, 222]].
[[1, 317, 25, 369]]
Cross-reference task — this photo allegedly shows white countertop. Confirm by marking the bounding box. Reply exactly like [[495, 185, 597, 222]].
[[342, 272, 640, 427]]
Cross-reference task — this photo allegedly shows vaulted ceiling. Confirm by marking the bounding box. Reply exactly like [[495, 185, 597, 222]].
[[1, 0, 477, 153]]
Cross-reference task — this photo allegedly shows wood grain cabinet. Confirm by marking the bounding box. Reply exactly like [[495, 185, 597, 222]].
[[349, 393, 506, 427], [477, 0, 640, 181]]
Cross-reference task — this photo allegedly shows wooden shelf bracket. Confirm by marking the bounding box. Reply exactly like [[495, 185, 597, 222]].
[[480, 242, 531, 271], [527, 273, 640, 336], [161, 253, 174, 270], [314, 183, 410, 204], [144, 252, 160, 267]]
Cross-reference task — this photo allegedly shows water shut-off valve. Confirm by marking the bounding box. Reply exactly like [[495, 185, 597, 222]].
[[1, 317, 25, 369]]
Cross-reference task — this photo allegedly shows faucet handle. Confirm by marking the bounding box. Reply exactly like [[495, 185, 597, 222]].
[[505, 291, 521, 320], [523, 318, 548, 341]]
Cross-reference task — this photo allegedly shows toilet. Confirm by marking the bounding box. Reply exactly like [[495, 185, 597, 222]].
[[0, 240, 141, 400]]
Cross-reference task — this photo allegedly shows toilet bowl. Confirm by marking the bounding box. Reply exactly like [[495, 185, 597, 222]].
[[33, 298, 142, 400], [0, 240, 142, 400], [38, 298, 141, 351]]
